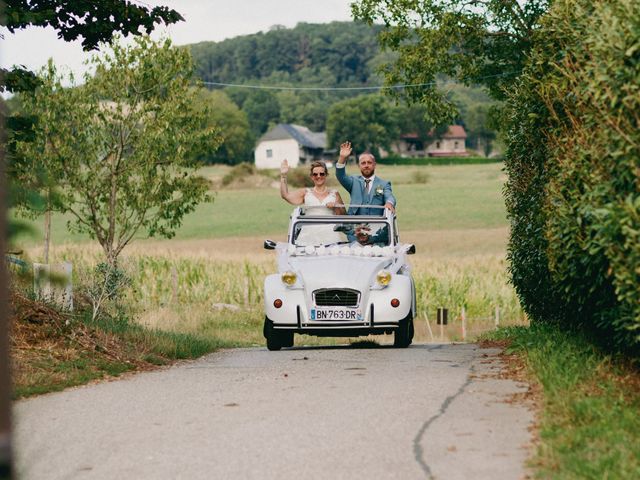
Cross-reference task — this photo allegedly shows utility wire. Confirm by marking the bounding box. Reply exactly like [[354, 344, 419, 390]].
[[201, 72, 517, 92]]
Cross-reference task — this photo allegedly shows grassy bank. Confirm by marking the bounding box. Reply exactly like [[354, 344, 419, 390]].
[[484, 324, 640, 479], [10, 291, 228, 399]]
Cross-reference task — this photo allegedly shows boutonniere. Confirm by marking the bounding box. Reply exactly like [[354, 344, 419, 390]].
[[374, 185, 384, 196]]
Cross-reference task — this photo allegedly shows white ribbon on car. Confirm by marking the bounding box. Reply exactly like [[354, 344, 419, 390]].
[[276, 241, 399, 259]]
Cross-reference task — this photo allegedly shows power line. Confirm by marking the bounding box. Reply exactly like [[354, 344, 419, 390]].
[[202, 81, 429, 91], [201, 72, 517, 92]]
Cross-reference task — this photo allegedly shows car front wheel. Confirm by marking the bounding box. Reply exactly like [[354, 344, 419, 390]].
[[393, 314, 413, 348], [264, 318, 294, 351]]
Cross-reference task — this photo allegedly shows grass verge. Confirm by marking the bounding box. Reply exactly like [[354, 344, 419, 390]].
[[10, 292, 223, 399], [482, 323, 640, 479]]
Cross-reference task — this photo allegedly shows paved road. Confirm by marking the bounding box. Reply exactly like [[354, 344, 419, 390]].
[[14, 344, 534, 479]]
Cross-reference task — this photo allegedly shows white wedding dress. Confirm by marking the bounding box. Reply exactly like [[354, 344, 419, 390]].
[[296, 189, 346, 246]]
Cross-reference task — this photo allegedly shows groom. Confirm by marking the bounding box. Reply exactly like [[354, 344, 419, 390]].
[[335, 141, 396, 215]]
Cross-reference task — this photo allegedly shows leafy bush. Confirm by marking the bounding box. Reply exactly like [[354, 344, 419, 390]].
[[285, 166, 314, 188], [221, 162, 257, 186], [409, 170, 430, 184], [503, 0, 640, 353], [79, 262, 132, 321]]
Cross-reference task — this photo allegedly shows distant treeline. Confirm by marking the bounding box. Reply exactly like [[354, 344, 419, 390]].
[[187, 22, 499, 162], [190, 22, 384, 86]]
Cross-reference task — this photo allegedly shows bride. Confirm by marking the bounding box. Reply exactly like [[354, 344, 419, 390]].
[[279, 159, 347, 245]]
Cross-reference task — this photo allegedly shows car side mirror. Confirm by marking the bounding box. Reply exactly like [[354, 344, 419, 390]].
[[405, 244, 416, 255], [264, 239, 277, 250]]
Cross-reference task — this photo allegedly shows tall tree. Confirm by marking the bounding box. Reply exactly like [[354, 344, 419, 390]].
[[15, 37, 220, 267], [351, 0, 549, 124], [243, 90, 281, 137], [326, 94, 400, 157], [1, 2, 184, 477], [2, 0, 182, 93], [197, 89, 253, 165]]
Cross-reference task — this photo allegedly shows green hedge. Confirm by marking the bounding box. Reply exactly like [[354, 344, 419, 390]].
[[503, 0, 640, 354], [377, 155, 500, 166]]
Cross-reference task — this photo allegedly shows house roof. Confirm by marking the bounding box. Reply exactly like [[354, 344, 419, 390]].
[[259, 124, 327, 149], [401, 125, 468, 140], [442, 125, 467, 139]]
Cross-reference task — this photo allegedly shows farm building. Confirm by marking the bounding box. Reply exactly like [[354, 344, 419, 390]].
[[386, 125, 469, 158], [254, 124, 330, 169]]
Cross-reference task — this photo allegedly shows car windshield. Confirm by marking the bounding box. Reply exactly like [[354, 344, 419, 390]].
[[293, 220, 390, 247]]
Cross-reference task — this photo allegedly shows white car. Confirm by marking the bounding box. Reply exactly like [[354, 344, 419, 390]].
[[263, 207, 416, 350]]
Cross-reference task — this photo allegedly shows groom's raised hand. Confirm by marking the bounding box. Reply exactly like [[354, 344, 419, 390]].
[[338, 141, 352, 163]]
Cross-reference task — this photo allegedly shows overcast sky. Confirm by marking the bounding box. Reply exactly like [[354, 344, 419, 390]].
[[1, 0, 356, 79]]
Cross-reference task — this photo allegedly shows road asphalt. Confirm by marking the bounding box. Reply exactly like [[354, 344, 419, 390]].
[[13, 343, 534, 479]]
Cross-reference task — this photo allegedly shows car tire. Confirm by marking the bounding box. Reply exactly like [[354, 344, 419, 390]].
[[394, 314, 413, 348], [264, 317, 295, 351], [264, 317, 281, 351], [280, 330, 295, 348]]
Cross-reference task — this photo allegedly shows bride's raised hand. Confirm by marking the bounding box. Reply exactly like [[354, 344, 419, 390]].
[[280, 159, 289, 176]]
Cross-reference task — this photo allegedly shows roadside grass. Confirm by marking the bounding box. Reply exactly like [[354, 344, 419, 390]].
[[482, 323, 640, 479], [10, 291, 224, 399]]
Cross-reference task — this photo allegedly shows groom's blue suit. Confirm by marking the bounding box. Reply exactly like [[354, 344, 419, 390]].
[[336, 165, 396, 215]]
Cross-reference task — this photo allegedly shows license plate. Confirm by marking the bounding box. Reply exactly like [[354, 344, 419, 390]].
[[310, 308, 361, 321]]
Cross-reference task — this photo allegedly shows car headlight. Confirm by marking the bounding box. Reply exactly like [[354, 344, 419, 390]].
[[376, 270, 391, 287], [281, 271, 297, 286]]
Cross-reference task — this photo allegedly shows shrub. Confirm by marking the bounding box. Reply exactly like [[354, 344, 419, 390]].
[[409, 170, 430, 184], [285, 166, 314, 188], [221, 162, 256, 186], [503, 0, 640, 353], [78, 262, 133, 322]]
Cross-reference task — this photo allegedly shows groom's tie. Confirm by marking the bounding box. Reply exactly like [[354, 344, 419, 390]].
[[364, 178, 371, 194]]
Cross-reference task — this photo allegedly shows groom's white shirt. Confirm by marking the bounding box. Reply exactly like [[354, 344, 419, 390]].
[[336, 163, 375, 193]]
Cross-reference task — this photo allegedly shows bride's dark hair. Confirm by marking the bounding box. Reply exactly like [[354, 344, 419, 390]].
[[309, 161, 328, 175]]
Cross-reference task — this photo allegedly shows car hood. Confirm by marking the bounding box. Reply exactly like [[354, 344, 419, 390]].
[[287, 255, 392, 292]]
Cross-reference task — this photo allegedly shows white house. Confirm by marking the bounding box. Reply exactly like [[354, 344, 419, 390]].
[[254, 124, 329, 169], [388, 125, 469, 158]]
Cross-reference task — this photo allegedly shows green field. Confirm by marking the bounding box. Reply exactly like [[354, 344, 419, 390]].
[[14, 163, 508, 245]]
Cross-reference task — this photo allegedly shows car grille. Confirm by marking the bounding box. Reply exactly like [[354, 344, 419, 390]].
[[314, 289, 360, 307]]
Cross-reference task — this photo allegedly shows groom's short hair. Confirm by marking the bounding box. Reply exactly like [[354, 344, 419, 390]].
[[359, 152, 376, 163]]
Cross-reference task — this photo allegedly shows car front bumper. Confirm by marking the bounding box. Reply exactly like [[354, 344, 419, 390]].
[[264, 274, 414, 335]]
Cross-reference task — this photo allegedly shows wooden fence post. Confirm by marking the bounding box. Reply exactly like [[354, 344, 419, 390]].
[[494, 305, 500, 329], [461, 306, 466, 341]]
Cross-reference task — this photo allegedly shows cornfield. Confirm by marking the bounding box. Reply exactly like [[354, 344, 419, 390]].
[[36, 244, 526, 345]]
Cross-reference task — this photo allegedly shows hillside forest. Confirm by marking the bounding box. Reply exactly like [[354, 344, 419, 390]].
[[188, 21, 499, 163]]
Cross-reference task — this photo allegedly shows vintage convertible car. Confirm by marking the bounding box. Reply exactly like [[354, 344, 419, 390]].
[[263, 206, 416, 350]]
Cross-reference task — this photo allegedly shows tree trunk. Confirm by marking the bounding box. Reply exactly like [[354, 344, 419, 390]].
[[43, 209, 51, 264], [0, 105, 15, 477]]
